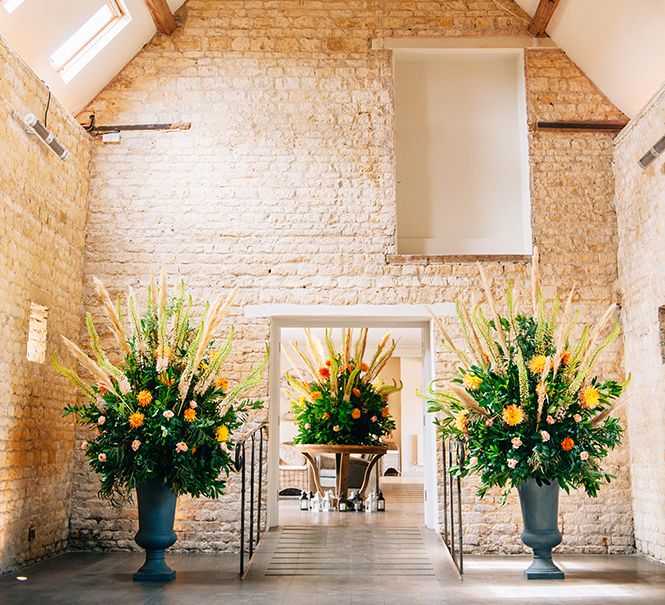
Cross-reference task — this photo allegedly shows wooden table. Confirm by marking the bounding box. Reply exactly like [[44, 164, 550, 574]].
[[295, 444, 396, 501]]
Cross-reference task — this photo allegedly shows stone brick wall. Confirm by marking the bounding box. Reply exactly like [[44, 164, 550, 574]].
[[0, 34, 92, 573], [73, 0, 633, 555], [614, 83, 665, 563]]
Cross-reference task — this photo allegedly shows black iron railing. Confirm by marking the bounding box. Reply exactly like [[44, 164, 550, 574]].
[[234, 422, 268, 578], [441, 437, 465, 576]]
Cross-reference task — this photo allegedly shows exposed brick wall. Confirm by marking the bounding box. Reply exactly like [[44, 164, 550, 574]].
[[0, 34, 92, 573], [72, 1, 633, 555], [614, 83, 665, 563]]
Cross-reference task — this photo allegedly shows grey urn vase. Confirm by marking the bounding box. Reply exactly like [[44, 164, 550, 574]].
[[517, 478, 565, 580], [133, 479, 177, 582]]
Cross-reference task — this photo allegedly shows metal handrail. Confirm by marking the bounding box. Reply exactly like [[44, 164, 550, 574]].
[[234, 422, 269, 578], [441, 437, 465, 576]]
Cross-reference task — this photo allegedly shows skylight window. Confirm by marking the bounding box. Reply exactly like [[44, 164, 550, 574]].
[[2, 0, 25, 13], [49, 0, 131, 84]]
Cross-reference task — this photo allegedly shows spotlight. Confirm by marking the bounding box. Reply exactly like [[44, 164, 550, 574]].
[[23, 113, 69, 160], [639, 134, 665, 168]]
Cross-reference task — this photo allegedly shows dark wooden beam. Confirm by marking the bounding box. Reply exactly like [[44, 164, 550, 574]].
[[92, 122, 191, 133], [528, 0, 560, 37], [143, 0, 177, 35], [536, 120, 629, 133]]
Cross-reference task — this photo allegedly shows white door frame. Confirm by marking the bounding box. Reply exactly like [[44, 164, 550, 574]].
[[245, 303, 454, 531]]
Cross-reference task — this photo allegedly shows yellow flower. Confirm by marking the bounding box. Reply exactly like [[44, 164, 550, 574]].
[[463, 374, 482, 391], [184, 408, 197, 422], [502, 405, 525, 426], [561, 350, 572, 366], [215, 377, 229, 390], [322, 411, 330, 420], [580, 386, 601, 409], [216, 425, 229, 442], [454, 411, 469, 432], [129, 412, 145, 429], [351, 408, 361, 419], [137, 390, 152, 407], [528, 355, 548, 374]]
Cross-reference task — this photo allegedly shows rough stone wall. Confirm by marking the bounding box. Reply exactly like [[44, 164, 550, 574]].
[[73, 0, 633, 554], [614, 83, 665, 563], [0, 34, 92, 573]]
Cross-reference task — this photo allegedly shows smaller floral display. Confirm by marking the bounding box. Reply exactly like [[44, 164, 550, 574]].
[[284, 329, 401, 445]]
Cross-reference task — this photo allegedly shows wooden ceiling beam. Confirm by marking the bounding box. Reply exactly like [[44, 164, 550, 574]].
[[528, 0, 561, 37], [143, 0, 177, 35]]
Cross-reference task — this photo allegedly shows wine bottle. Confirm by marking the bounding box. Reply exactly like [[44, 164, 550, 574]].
[[300, 490, 309, 511], [377, 490, 385, 511]]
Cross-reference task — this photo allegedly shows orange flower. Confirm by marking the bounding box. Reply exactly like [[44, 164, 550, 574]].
[[351, 408, 361, 419], [216, 425, 229, 442], [561, 437, 575, 451], [322, 411, 330, 420], [579, 386, 601, 410], [561, 350, 572, 366], [311, 391, 322, 401], [319, 367, 330, 378], [528, 355, 548, 374], [155, 346, 172, 359], [502, 405, 525, 426], [360, 362, 369, 372], [381, 407, 390, 418], [129, 412, 145, 429], [137, 390, 152, 407], [158, 373, 174, 386], [184, 408, 197, 422], [215, 377, 229, 390], [325, 359, 331, 366], [352, 387, 361, 397]]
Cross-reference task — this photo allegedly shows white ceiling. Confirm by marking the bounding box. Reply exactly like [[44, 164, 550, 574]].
[[515, 0, 665, 118], [0, 0, 185, 115]]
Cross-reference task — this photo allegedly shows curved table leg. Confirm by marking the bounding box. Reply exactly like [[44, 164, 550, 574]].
[[301, 452, 323, 496], [358, 453, 385, 499]]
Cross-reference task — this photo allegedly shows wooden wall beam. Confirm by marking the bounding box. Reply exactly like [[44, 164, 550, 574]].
[[536, 120, 629, 133], [528, 0, 561, 37], [143, 0, 177, 35]]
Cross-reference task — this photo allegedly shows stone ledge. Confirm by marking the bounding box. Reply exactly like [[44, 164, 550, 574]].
[[386, 254, 532, 265]]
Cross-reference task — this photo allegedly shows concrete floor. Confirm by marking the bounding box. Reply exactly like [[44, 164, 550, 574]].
[[2, 495, 665, 605]]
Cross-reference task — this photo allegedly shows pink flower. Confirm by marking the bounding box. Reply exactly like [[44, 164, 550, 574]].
[[220, 442, 229, 452], [80, 441, 88, 450], [485, 419, 494, 427], [573, 414, 582, 423], [175, 441, 188, 453], [163, 410, 174, 420], [304, 423, 311, 429], [546, 415, 555, 425], [189, 401, 198, 409], [541, 430, 550, 442], [511, 437, 522, 449], [131, 439, 141, 452], [469, 456, 478, 466], [580, 451, 589, 460], [507, 458, 518, 469], [371, 416, 377, 422], [98, 453, 107, 462], [97, 416, 106, 426]]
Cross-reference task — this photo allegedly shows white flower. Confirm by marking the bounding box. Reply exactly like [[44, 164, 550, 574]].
[[541, 430, 550, 442], [163, 410, 174, 420], [580, 451, 589, 460], [511, 437, 522, 449], [507, 458, 518, 469], [97, 416, 106, 426], [117, 376, 131, 395], [156, 356, 169, 374], [131, 439, 141, 452]]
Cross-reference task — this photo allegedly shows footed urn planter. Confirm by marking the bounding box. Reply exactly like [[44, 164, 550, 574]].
[[133, 479, 177, 582], [517, 478, 565, 580]]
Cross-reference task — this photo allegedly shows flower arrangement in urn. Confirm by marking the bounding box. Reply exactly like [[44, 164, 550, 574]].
[[54, 272, 267, 581], [427, 249, 628, 580], [284, 328, 401, 445]]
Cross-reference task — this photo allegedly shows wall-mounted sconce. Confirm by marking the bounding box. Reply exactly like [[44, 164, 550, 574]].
[[23, 113, 69, 160], [639, 134, 665, 169]]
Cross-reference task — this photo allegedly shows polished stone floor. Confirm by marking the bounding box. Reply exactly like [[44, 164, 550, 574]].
[[2, 495, 665, 605]]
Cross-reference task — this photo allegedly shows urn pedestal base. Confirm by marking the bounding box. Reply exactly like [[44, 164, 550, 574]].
[[132, 550, 176, 582], [523, 546, 565, 580]]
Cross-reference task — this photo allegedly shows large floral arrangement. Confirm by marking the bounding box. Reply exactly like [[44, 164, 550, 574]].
[[284, 328, 401, 445], [427, 250, 629, 502], [54, 273, 267, 505]]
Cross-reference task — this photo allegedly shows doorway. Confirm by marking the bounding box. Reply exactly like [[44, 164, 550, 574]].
[[245, 303, 455, 531]]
